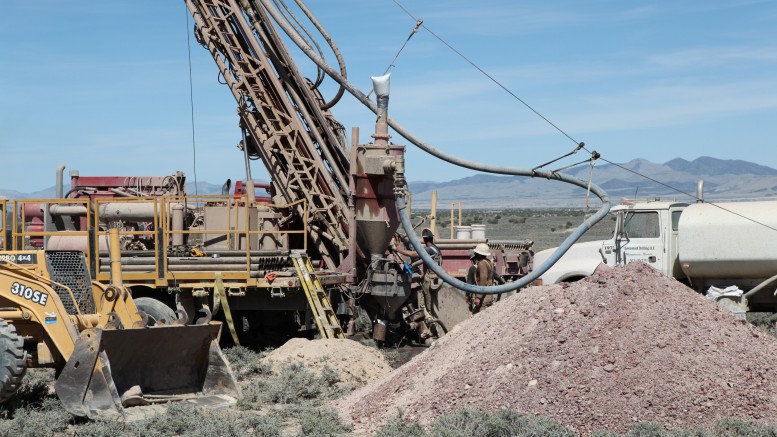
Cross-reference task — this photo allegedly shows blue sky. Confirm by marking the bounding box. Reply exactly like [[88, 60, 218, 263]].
[[1, 0, 776, 193]]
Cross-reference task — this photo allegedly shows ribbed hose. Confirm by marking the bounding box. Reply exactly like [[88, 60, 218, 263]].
[[398, 194, 608, 294], [259, 0, 611, 293], [291, 0, 347, 109]]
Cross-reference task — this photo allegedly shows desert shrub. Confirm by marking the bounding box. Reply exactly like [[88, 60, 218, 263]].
[[590, 419, 777, 437], [376, 410, 428, 437], [712, 417, 777, 436], [623, 422, 672, 436], [70, 419, 135, 437], [222, 346, 272, 381], [477, 409, 574, 437], [137, 403, 277, 437], [354, 307, 373, 332], [380, 347, 402, 367], [296, 407, 352, 436], [0, 369, 54, 416], [361, 339, 400, 364], [238, 381, 264, 409], [667, 428, 708, 437], [430, 408, 575, 437], [0, 398, 71, 437], [138, 403, 216, 437], [747, 313, 777, 339], [243, 414, 284, 436], [238, 360, 341, 409], [362, 339, 401, 367], [487, 218, 499, 225], [360, 338, 378, 348]]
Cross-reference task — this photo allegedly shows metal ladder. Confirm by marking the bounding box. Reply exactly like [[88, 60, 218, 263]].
[[290, 252, 344, 339]]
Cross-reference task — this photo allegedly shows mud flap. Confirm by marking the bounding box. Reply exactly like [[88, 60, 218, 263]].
[[54, 323, 240, 420], [433, 284, 471, 332]]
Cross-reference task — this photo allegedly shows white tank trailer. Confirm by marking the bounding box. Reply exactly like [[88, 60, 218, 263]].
[[679, 201, 777, 286], [535, 187, 777, 314]]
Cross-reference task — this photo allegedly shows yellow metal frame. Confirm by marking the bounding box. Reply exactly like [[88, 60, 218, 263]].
[[0, 198, 7, 249], [450, 202, 462, 239], [8, 195, 309, 290], [11, 198, 93, 252], [0, 253, 143, 365]]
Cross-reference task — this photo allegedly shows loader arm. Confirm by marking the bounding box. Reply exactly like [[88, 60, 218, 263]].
[[0, 265, 81, 361], [0, 251, 240, 419]]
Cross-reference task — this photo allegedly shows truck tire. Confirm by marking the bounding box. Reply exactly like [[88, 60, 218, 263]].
[[133, 297, 177, 326], [0, 319, 27, 403]]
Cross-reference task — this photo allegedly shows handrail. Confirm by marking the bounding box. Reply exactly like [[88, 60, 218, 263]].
[[9, 195, 308, 283], [12, 198, 93, 251], [0, 198, 8, 249]]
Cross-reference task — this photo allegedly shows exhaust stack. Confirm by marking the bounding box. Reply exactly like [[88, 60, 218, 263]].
[[696, 180, 705, 203], [371, 74, 391, 146]]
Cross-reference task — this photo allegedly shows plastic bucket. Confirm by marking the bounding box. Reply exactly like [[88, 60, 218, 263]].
[[470, 224, 486, 240]]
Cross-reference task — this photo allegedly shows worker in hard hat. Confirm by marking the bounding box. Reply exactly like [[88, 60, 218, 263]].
[[392, 228, 442, 321], [466, 243, 504, 314]]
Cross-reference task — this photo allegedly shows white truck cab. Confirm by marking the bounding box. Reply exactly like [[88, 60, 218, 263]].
[[535, 201, 689, 284], [535, 197, 777, 313]]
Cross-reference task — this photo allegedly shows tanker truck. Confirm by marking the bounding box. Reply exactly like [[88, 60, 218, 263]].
[[534, 187, 777, 315]]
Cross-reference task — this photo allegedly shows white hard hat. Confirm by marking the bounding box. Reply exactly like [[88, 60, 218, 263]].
[[473, 243, 491, 257]]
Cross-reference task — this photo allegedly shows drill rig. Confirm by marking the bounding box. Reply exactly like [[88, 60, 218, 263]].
[[185, 0, 535, 341], [8, 0, 607, 347]]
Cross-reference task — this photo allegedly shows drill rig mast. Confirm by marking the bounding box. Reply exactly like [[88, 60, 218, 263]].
[[185, 0, 351, 268]]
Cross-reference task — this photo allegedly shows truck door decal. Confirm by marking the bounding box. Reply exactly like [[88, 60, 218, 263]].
[[620, 211, 662, 265]]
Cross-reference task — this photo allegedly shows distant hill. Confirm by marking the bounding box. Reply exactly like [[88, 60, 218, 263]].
[[664, 157, 777, 176], [0, 187, 57, 199], [407, 156, 777, 208], [4, 157, 776, 208]]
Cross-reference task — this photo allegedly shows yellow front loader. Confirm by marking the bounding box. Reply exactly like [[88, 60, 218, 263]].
[[0, 229, 239, 419]]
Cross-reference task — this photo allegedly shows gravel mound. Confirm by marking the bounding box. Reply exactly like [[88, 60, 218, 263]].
[[334, 262, 777, 435], [263, 338, 392, 388]]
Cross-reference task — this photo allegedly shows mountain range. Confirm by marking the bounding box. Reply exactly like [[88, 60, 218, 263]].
[[3, 157, 776, 208], [407, 156, 777, 208]]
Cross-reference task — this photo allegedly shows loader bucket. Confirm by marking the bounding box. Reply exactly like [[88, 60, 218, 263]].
[[54, 323, 240, 420]]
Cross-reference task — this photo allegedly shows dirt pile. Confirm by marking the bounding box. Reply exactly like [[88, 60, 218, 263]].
[[263, 338, 392, 388], [334, 262, 777, 435]]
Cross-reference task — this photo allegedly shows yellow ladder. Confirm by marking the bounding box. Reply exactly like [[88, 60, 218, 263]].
[[290, 252, 344, 339]]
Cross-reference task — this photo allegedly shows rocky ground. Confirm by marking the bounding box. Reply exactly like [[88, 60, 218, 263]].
[[333, 262, 777, 435]]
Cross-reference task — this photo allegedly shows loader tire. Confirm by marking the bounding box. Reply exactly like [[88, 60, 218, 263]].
[[134, 297, 177, 326], [0, 319, 27, 404]]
